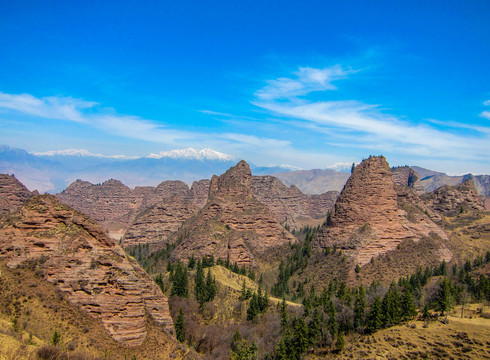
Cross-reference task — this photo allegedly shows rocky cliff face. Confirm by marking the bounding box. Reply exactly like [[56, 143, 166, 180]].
[[251, 175, 337, 229], [56, 178, 209, 236], [169, 161, 297, 266], [0, 195, 174, 346], [421, 179, 485, 216], [313, 156, 450, 267], [122, 196, 198, 247], [0, 174, 33, 216], [392, 166, 425, 195]]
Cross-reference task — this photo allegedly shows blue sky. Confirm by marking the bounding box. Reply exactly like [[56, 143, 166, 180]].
[[0, 0, 489, 174]]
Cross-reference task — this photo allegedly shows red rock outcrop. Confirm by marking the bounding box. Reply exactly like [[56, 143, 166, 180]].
[[392, 166, 425, 195], [56, 178, 209, 237], [169, 161, 297, 266], [0, 174, 33, 216], [122, 196, 198, 247], [0, 195, 174, 346], [251, 175, 337, 229], [313, 156, 450, 267], [421, 179, 485, 216]]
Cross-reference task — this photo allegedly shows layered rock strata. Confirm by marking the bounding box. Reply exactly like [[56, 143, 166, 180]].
[[122, 196, 198, 247], [421, 179, 486, 216], [57, 178, 210, 235], [170, 161, 297, 266], [0, 195, 174, 346], [251, 175, 338, 230], [0, 174, 33, 216], [313, 156, 450, 267], [391, 166, 425, 195]]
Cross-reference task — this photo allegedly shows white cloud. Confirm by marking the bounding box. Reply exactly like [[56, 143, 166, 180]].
[[0, 93, 95, 123], [0, 91, 294, 162], [254, 65, 354, 100], [480, 111, 490, 120], [253, 67, 490, 161], [483, 100, 490, 106], [32, 148, 138, 159]]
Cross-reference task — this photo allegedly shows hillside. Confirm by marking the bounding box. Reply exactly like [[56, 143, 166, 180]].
[[0, 261, 192, 360], [308, 309, 490, 359]]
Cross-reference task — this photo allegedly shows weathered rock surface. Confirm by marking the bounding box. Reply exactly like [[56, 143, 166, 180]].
[[56, 178, 210, 236], [313, 156, 450, 267], [0, 195, 174, 346], [391, 166, 425, 195], [421, 179, 486, 216], [122, 196, 198, 247], [251, 175, 337, 229], [0, 174, 33, 216], [170, 161, 297, 266]]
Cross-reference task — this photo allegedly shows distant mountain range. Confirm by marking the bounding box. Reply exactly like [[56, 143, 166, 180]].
[[0, 145, 301, 193], [1, 145, 489, 196]]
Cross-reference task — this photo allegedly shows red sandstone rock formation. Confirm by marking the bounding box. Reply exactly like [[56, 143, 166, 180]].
[[251, 175, 337, 229], [421, 179, 486, 216], [122, 195, 198, 247], [391, 166, 425, 195], [0, 195, 174, 346], [313, 156, 451, 267], [170, 161, 297, 266], [0, 174, 33, 216], [56, 178, 209, 236]]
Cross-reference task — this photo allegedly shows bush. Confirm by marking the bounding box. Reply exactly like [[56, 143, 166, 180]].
[[37, 345, 66, 360]]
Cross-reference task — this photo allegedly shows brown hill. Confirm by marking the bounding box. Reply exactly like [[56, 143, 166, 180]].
[[0, 174, 33, 216], [0, 194, 174, 347], [421, 179, 486, 216], [391, 166, 425, 195], [168, 161, 297, 266], [56, 178, 210, 237], [122, 195, 199, 247], [312, 156, 451, 271]]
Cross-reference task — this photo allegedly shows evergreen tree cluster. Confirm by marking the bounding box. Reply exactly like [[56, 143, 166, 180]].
[[246, 287, 269, 322], [216, 257, 256, 281], [194, 259, 218, 307], [230, 329, 258, 360], [169, 261, 189, 298], [175, 307, 185, 343], [269, 277, 419, 359], [271, 226, 317, 298]]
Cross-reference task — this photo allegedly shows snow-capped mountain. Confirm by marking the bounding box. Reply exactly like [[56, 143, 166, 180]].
[[146, 148, 236, 161], [32, 149, 138, 159], [0, 145, 293, 193]]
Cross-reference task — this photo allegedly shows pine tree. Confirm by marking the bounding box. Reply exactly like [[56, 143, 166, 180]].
[[171, 262, 189, 298], [51, 331, 61, 346], [280, 297, 288, 331], [195, 260, 205, 305], [205, 268, 217, 302], [401, 288, 417, 320], [354, 285, 366, 331], [326, 300, 337, 336], [247, 293, 259, 321], [367, 296, 382, 333], [290, 317, 308, 358], [382, 283, 401, 326], [437, 278, 452, 315], [308, 308, 321, 346], [175, 307, 185, 343], [335, 332, 345, 352]]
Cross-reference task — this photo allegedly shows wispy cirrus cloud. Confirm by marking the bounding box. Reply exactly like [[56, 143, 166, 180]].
[[480, 100, 490, 120], [253, 66, 490, 161], [254, 65, 355, 100], [0, 91, 293, 158]]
